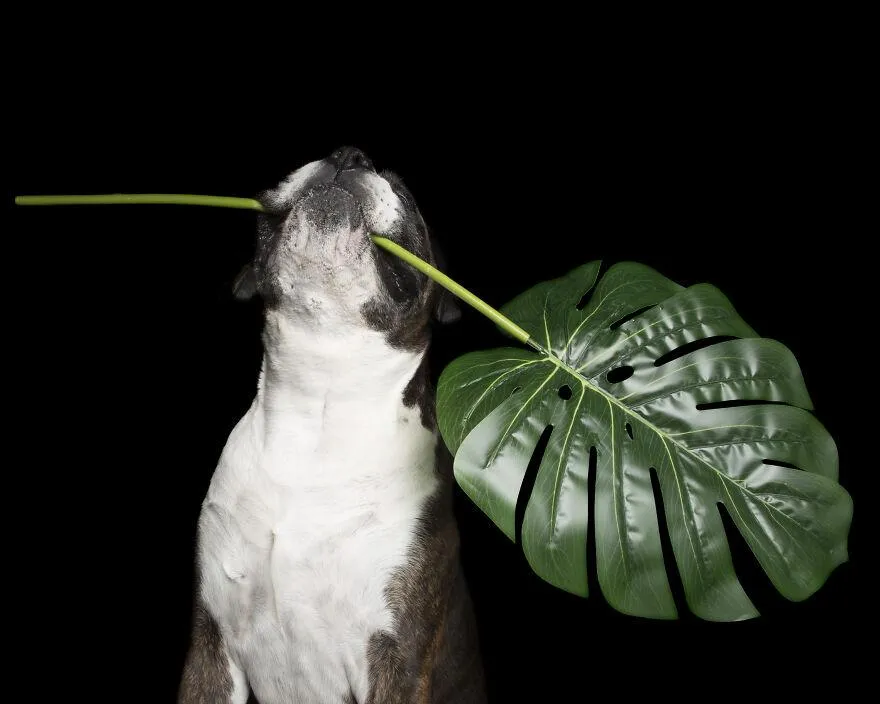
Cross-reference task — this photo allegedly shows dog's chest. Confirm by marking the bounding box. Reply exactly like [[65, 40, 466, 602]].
[[199, 399, 438, 703]]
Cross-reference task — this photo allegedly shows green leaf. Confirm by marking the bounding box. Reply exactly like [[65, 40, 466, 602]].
[[437, 261, 852, 621]]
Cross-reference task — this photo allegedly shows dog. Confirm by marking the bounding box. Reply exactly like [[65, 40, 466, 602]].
[[178, 147, 486, 703]]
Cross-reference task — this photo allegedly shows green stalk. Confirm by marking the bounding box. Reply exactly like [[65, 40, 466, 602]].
[[14, 193, 546, 353], [370, 237, 543, 350], [15, 194, 265, 211]]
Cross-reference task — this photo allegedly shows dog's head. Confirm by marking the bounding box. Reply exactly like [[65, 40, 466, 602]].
[[235, 147, 459, 348]]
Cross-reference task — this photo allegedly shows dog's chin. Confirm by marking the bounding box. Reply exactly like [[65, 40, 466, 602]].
[[277, 187, 373, 266], [292, 185, 365, 232], [260, 201, 379, 313]]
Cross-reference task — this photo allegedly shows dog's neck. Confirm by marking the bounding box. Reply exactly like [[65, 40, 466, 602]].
[[254, 308, 429, 450]]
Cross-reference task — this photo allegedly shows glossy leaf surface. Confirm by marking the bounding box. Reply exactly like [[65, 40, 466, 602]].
[[437, 261, 851, 621]]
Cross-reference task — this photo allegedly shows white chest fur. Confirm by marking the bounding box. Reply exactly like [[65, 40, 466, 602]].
[[197, 316, 439, 703]]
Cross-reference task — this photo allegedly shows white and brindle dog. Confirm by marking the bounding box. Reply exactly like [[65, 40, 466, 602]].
[[179, 147, 486, 703]]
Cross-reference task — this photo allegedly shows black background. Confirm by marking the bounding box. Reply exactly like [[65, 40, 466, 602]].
[[8, 33, 866, 703]]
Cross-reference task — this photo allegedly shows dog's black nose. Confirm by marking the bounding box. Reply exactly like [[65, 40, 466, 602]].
[[329, 146, 375, 174]]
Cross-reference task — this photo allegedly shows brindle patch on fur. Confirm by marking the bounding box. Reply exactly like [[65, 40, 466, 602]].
[[364, 446, 486, 703], [178, 602, 234, 704], [402, 354, 436, 430], [361, 291, 433, 351]]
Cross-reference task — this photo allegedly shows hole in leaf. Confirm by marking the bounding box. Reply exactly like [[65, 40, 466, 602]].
[[650, 467, 689, 620], [696, 399, 791, 411], [625, 422, 633, 440], [509, 386, 523, 397], [609, 305, 657, 331], [653, 335, 739, 367], [576, 289, 592, 311], [606, 366, 634, 384], [515, 425, 554, 547], [585, 446, 599, 595], [762, 459, 803, 471], [716, 502, 786, 617], [558, 385, 573, 400]]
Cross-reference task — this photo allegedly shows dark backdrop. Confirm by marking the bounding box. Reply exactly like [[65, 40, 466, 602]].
[[9, 56, 864, 702]]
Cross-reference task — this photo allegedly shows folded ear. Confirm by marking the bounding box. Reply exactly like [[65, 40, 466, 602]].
[[430, 239, 461, 324], [233, 264, 259, 301], [434, 287, 462, 324]]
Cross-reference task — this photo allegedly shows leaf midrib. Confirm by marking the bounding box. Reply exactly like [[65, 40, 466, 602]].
[[535, 349, 812, 539]]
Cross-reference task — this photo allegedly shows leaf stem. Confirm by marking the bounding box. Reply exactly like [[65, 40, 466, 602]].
[[14, 194, 265, 211], [14, 192, 543, 349], [370, 236, 537, 346]]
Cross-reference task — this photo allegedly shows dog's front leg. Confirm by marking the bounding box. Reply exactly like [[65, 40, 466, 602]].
[[178, 603, 250, 704]]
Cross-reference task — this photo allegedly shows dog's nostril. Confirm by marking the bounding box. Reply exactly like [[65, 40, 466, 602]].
[[330, 146, 375, 173]]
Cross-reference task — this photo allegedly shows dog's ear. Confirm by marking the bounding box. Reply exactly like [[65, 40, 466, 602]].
[[434, 288, 461, 324], [233, 264, 259, 301], [431, 239, 461, 324]]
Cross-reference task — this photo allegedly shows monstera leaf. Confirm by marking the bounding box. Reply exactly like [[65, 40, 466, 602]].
[[437, 261, 852, 621]]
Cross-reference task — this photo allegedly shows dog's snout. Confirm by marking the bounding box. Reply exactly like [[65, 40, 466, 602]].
[[330, 146, 375, 175]]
